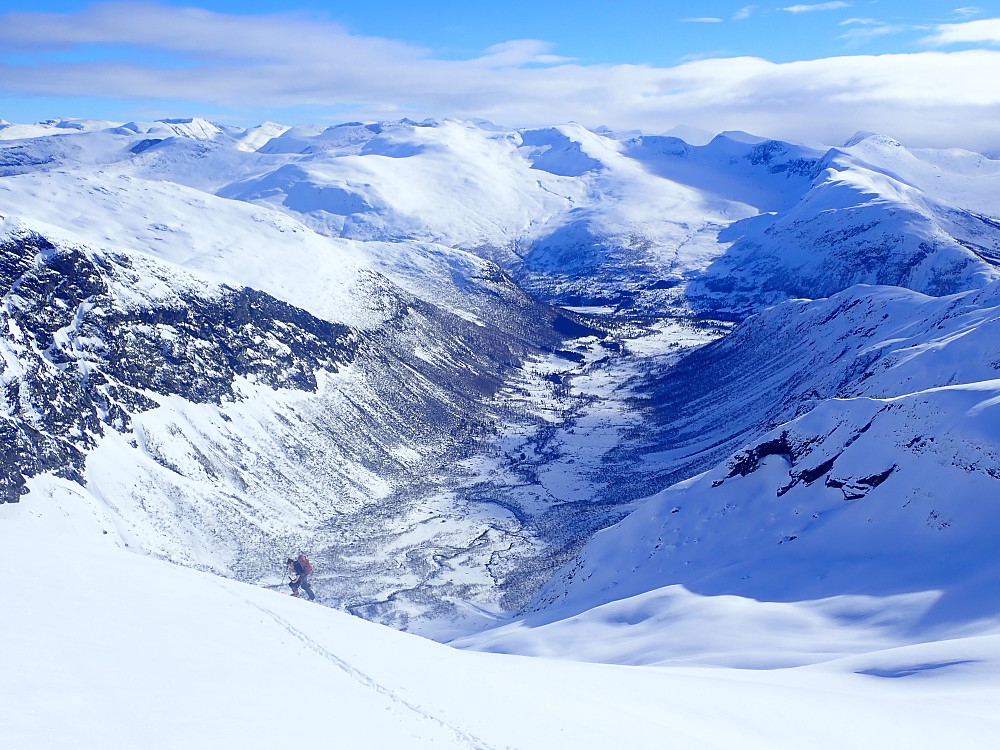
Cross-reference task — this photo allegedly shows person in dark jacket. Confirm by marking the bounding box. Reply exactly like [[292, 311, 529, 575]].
[[286, 557, 315, 601]]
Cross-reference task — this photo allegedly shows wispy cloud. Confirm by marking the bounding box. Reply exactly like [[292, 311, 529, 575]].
[[471, 40, 572, 68], [679, 17, 724, 23], [954, 7, 983, 20], [1, 3, 999, 152], [840, 24, 907, 44], [923, 17, 1000, 45], [0, 3, 428, 63], [782, 2, 851, 13], [734, 6, 758, 21], [838, 16, 917, 46]]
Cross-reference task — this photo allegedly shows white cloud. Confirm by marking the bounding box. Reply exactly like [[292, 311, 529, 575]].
[[0, 3, 429, 64], [923, 18, 1000, 45], [734, 6, 758, 21], [782, 2, 851, 14], [840, 18, 880, 26], [471, 40, 572, 68], [679, 17, 724, 23], [1, 3, 999, 152]]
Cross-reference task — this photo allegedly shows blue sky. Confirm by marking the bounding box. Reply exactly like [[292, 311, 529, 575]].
[[1, 1, 998, 148], [273, 0, 989, 63], [4, 1, 987, 65]]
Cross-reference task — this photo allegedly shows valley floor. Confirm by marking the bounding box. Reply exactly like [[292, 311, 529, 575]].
[[4, 493, 1000, 750], [305, 315, 727, 638]]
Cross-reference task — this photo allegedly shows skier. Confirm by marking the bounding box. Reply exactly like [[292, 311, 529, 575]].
[[286, 556, 316, 601]]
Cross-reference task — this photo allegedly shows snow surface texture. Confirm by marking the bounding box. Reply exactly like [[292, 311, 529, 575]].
[[3, 117, 1000, 742], [4, 501, 1000, 750]]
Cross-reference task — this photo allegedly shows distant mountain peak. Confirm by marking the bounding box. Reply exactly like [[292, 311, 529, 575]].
[[714, 130, 769, 144], [154, 116, 228, 139], [843, 131, 903, 149]]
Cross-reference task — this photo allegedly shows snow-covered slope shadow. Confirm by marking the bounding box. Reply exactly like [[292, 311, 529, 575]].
[[460, 282, 1000, 666]]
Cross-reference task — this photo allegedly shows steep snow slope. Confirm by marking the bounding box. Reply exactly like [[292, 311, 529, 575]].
[[470, 378, 1000, 667], [5, 493, 1000, 750], [460, 281, 1000, 663], [0, 160, 597, 635], [686, 134, 1000, 316], [605, 280, 1000, 499], [622, 130, 821, 213], [0, 172, 370, 326]]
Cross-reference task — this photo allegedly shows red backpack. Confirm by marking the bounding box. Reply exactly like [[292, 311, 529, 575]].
[[297, 554, 313, 576]]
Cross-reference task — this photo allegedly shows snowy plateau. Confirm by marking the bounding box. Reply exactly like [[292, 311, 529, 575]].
[[2, 115, 1000, 748]]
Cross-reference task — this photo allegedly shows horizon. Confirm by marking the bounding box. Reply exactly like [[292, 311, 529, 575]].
[[0, 115, 976, 157], [0, 1, 999, 151]]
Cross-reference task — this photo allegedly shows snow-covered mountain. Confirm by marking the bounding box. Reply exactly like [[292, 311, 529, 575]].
[[459, 280, 1000, 662], [2, 114, 1000, 654], [688, 134, 1000, 317], [118, 119, 998, 317], [0, 120, 614, 632]]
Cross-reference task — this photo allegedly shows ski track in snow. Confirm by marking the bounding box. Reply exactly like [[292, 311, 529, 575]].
[[223, 582, 502, 750]]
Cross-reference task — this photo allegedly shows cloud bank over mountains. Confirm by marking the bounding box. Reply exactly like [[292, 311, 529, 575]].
[[1, 2, 999, 151]]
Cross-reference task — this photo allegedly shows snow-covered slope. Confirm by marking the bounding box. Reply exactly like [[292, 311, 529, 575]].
[[222, 124, 1000, 315], [3, 117, 998, 317], [457, 280, 1000, 667], [0, 144, 597, 634], [689, 134, 1000, 316], [0, 172, 369, 325], [4, 113, 1000, 745], [0, 117, 119, 140], [5, 496, 1000, 750]]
